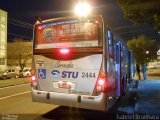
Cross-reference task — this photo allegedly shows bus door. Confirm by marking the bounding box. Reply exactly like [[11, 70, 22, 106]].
[[114, 42, 121, 97]]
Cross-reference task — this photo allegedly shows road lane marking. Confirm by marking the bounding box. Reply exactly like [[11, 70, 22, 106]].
[[0, 83, 30, 89], [0, 91, 31, 100]]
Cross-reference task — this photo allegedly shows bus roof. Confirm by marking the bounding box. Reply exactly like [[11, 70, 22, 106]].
[[35, 15, 104, 25]]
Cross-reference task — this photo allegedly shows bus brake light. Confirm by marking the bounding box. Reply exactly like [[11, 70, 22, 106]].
[[95, 20, 99, 24], [31, 76, 36, 81], [98, 78, 105, 86], [37, 25, 42, 30], [59, 48, 70, 54], [96, 77, 107, 92]]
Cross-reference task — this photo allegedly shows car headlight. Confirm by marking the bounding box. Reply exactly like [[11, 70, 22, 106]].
[[3, 73, 7, 75]]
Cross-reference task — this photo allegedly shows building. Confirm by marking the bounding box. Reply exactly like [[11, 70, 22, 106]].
[[0, 9, 7, 71]]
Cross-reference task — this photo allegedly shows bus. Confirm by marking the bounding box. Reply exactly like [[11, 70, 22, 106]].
[[31, 15, 134, 111]]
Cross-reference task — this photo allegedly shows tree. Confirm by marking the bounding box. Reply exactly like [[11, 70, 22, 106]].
[[117, 0, 160, 29], [127, 35, 159, 65], [7, 39, 32, 71]]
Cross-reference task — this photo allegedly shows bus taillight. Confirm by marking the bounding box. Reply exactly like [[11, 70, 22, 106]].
[[98, 78, 105, 86], [96, 77, 105, 92], [31, 70, 37, 82], [37, 25, 42, 30], [31, 75, 37, 84], [31, 75, 36, 81], [95, 20, 99, 24], [31, 75, 39, 89]]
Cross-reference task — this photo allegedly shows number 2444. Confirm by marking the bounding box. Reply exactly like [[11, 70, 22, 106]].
[[82, 72, 96, 78]]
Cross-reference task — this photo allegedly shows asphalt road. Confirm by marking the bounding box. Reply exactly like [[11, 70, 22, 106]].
[[0, 80, 138, 120], [0, 83, 58, 120]]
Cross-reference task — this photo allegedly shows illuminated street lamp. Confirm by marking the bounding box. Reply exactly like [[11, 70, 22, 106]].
[[146, 50, 150, 65], [146, 51, 149, 54], [74, 1, 91, 17]]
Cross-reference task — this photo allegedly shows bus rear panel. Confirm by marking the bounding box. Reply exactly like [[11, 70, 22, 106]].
[[32, 16, 109, 111]]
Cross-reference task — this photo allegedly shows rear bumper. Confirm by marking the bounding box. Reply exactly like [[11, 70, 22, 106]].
[[32, 88, 107, 111]]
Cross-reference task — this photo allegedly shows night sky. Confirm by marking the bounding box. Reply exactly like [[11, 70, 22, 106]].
[[0, 0, 159, 41]]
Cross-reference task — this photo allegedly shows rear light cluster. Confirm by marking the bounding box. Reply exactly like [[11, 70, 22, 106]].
[[31, 70, 39, 89], [93, 71, 108, 95], [96, 77, 106, 92]]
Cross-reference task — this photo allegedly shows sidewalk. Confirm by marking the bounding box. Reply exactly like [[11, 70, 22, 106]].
[[132, 74, 160, 114], [117, 77, 160, 115], [135, 80, 160, 115], [116, 80, 138, 114]]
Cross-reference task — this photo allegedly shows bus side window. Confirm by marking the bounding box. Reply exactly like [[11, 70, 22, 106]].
[[107, 31, 115, 73], [108, 31, 113, 60]]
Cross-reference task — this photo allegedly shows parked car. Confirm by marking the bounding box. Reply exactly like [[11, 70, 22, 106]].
[[19, 68, 31, 77], [0, 69, 19, 80]]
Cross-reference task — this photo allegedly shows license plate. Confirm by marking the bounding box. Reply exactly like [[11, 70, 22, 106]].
[[58, 82, 71, 89], [53, 81, 75, 89]]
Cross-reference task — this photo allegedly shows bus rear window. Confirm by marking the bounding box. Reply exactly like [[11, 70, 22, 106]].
[[35, 19, 101, 49]]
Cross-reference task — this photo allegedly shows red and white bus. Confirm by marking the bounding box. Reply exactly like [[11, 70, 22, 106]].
[[31, 15, 134, 111]]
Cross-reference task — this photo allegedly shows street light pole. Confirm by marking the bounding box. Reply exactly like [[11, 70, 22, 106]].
[[146, 50, 149, 65]]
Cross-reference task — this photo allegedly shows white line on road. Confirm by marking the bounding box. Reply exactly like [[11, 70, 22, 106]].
[[0, 91, 31, 100], [0, 83, 30, 89]]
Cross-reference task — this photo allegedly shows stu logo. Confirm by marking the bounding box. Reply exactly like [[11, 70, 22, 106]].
[[51, 70, 60, 78], [62, 71, 78, 78]]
